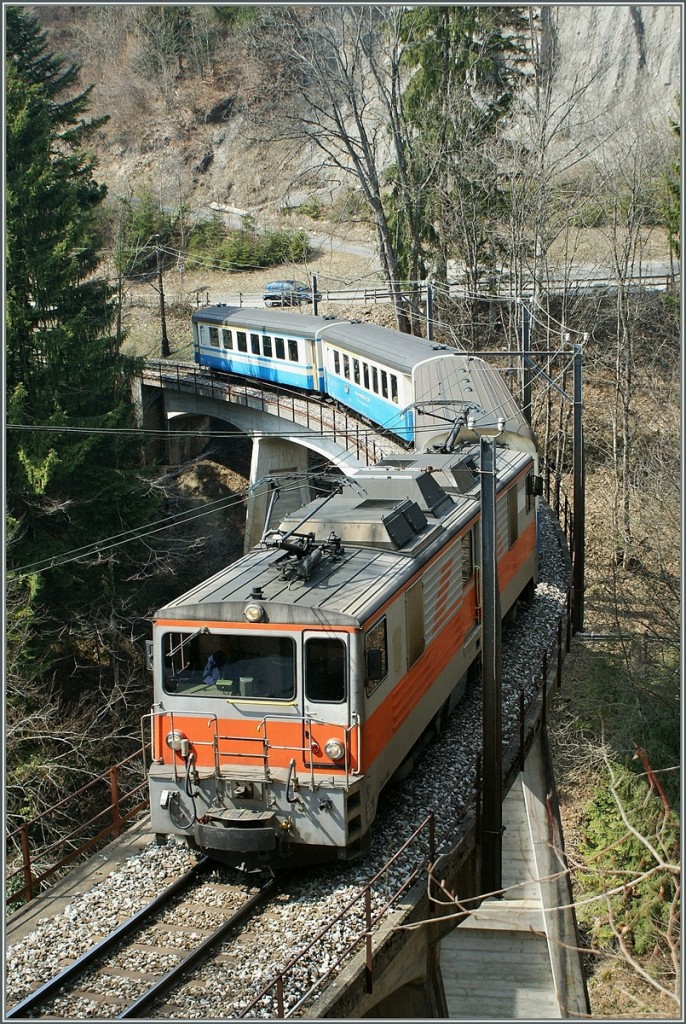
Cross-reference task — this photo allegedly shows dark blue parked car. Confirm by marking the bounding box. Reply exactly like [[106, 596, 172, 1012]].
[[263, 279, 321, 306]]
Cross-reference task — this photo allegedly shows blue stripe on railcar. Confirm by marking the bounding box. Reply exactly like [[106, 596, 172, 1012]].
[[196, 346, 319, 390], [325, 374, 414, 443]]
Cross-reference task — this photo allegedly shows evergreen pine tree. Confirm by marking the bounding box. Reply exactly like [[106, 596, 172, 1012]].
[[6, 7, 153, 678]]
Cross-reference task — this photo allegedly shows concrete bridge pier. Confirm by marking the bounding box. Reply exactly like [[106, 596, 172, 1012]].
[[245, 436, 313, 551]]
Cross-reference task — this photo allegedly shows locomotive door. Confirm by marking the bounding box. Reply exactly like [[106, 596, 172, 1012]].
[[301, 631, 350, 771]]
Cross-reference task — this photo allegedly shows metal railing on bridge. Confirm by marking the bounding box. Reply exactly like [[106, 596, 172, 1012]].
[[143, 360, 400, 467]]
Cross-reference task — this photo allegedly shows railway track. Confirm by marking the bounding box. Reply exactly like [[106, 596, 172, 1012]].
[[7, 858, 277, 1020]]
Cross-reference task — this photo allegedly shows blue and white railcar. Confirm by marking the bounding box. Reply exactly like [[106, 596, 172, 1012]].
[[191, 306, 324, 391], [191, 306, 534, 450]]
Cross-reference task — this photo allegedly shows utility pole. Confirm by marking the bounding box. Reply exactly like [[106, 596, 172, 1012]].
[[521, 301, 532, 426], [312, 274, 318, 317], [572, 343, 585, 633], [426, 282, 434, 341], [155, 234, 170, 358], [480, 435, 503, 896]]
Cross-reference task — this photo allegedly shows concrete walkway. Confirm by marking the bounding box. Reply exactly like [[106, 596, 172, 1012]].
[[439, 733, 588, 1019]]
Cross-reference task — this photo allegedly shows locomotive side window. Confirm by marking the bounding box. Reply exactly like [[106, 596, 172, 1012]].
[[250, 333, 261, 355], [406, 580, 425, 666], [508, 485, 519, 547], [288, 339, 299, 362], [275, 337, 285, 359], [209, 326, 220, 348], [343, 354, 350, 379], [236, 331, 248, 353], [364, 618, 388, 696], [263, 335, 273, 357], [380, 370, 388, 399], [390, 374, 399, 403], [352, 358, 360, 384], [222, 328, 233, 349], [305, 637, 346, 703]]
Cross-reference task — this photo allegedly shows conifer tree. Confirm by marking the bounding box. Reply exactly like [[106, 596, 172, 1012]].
[[5, 7, 152, 677]]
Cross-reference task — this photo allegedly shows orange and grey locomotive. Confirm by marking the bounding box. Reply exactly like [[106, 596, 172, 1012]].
[[145, 435, 539, 867]]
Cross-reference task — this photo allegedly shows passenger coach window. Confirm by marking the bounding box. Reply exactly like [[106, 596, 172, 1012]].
[[275, 337, 285, 359], [209, 326, 220, 348], [288, 339, 298, 361], [380, 370, 388, 398], [263, 335, 273, 357], [305, 637, 346, 703], [372, 366, 378, 393], [334, 351, 341, 374], [250, 333, 260, 355], [364, 619, 388, 696], [391, 375, 399, 403], [343, 354, 350, 379], [222, 329, 233, 349], [353, 358, 360, 384], [363, 363, 370, 389], [236, 331, 248, 353]]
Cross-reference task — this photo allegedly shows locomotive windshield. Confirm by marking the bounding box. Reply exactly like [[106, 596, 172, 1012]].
[[161, 631, 295, 700]]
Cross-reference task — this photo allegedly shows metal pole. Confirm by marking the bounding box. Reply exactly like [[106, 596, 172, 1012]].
[[312, 274, 318, 317], [521, 302, 532, 426], [426, 281, 433, 341], [155, 235, 170, 357], [480, 436, 503, 895], [572, 343, 585, 632]]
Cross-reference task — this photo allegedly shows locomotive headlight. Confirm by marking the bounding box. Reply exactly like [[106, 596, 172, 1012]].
[[324, 738, 345, 761], [165, 730, 186, 752], [244, 602, 265, 622]]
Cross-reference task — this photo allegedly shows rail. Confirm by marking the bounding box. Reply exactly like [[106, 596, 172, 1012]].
[[5, 748, 148, 907], [143, 360, 395, 466], [237, 580, 573, 1018]]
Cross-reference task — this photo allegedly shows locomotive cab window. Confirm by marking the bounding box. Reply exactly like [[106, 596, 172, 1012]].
[[161, 631, 295, 701], [305, 637, 346, 703]]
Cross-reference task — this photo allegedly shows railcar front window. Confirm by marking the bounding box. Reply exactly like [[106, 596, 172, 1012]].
[[305, 637, 346, 703], [161, 631, 295, 700]]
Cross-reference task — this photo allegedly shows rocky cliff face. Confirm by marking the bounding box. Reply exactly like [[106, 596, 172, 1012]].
[[550, 4, 681, 128]]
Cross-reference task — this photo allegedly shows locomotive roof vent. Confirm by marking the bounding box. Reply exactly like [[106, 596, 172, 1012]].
[[250, 586, 264, 600]]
